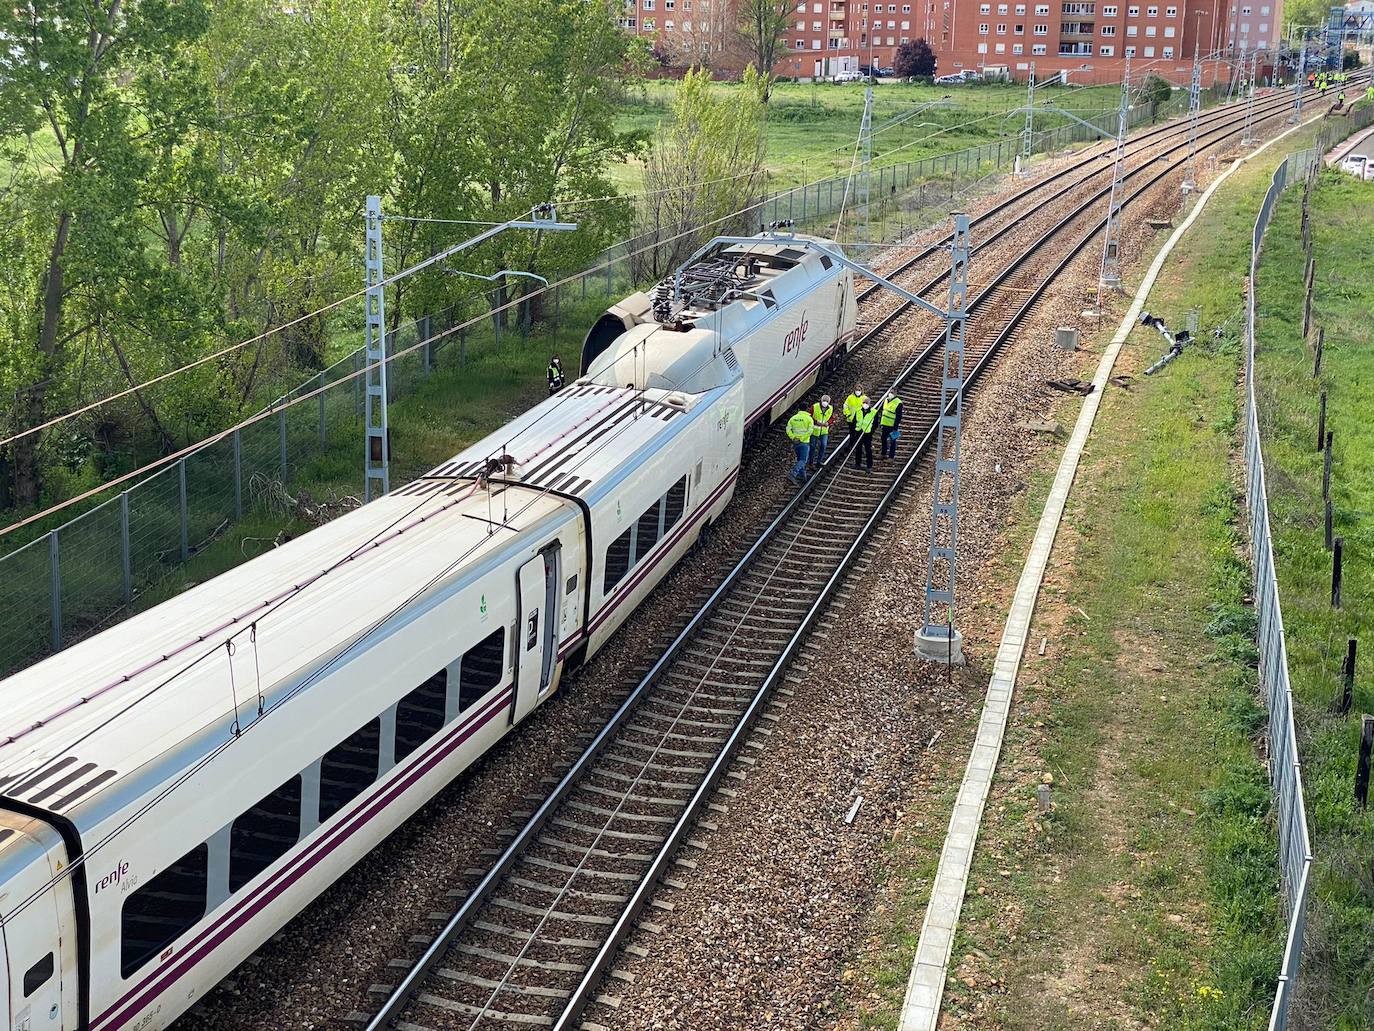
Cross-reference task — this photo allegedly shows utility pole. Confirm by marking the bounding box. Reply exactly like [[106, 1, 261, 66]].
[[1291, 37, 1306, 122], [857, 84, 874, 248], [1019, 63, 1036, 177], [1098, 57, 1131, 306], [363, 195, 389, 502], [916, 212, 972, 666], [1183, 33, 1203, 191], [1242, 48, 1259, 144]]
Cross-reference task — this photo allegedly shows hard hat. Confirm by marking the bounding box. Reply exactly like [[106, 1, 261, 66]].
[[821, 394, 831, 404]]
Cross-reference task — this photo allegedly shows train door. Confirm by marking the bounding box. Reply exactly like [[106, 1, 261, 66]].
[[0, 814, 79, 1031], [512, 545, 560, 724]]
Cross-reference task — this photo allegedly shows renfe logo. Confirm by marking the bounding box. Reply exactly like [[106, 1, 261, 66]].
[[95, 859, 130, 893], [782, 310, 809, 356]]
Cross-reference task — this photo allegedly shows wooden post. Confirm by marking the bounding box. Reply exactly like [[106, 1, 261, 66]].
[[1356, 715, 1374, 809], [1323, 430, 1334, 501], [1314, 327, 1325, 378], [1317, 389, 1327, 450], [1340, 638, 1357, 715], [1326, 498, 1334, 550], [1333, 536, 1345, 608], [1302, 260, 1315, 338]]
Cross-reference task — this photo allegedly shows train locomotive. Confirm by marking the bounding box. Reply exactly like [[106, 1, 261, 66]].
[[0, 232, 857, 1031]]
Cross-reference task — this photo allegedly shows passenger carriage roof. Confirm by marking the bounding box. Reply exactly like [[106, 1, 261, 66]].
[[0, 385, 703, 823]]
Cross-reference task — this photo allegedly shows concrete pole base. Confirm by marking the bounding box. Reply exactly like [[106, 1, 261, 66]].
[[915, 625, 966, 665]]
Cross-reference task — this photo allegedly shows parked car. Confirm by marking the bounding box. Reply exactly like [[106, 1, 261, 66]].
[[934, 69, 982, 84], [832, 69, 864, 83], [1340, 153, 1369, 179]]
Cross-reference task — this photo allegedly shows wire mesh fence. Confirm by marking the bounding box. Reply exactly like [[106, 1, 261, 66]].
[[0, 89, 1224, 679], [1243, 118, 1366, 1029]]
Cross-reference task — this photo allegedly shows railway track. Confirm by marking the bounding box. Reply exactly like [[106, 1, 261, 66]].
[[349, 77, 1324, 1031]]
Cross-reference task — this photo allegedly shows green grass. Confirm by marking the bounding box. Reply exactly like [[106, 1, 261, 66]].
[[612, 79, 1127, 191], [1251, 167, 1374, 1031]]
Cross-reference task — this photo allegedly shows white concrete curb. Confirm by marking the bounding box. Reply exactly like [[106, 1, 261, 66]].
[[896, 113, 1322, 1031]]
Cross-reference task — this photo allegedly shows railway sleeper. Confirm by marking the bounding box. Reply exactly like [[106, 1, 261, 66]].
[[564, 798, 681, 825], [521, 855, 641, 883], [637, 697, 748, 721], [534, 835, 656, 864], [505, 875, 630, 906], [470, 918, 602, 950], [549, 816, 666, 844], [590, 767, 699, 792], [433, 967, 572, 1001], [490, 896, 617, 926], [578, 779, 692, 808], [610, 735, 718, 760], [414, 992, 556, 1025], [599, 748, 709, 777]]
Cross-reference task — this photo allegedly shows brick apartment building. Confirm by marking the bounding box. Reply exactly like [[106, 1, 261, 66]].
[[620, 0, 1279, 83], [940, 0, 1283, 84]]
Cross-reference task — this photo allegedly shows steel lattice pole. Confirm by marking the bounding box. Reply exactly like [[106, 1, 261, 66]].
[[857, 85, 874, 249], [1291, 38, 1306, 123], [1020, 63, 1036, 176], [1242, 48, 1259, 145], [1097, 57, 1131, 306], [1183, 40, 1203, 191], [917, 212, 972, 663], [363, 195, 390, 501]]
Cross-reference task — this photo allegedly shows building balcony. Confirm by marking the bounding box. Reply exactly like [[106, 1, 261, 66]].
[[1057, 41, 1093, 53]]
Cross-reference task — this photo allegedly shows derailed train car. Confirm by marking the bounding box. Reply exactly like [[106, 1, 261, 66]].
[[0, 233, 856, 1030]]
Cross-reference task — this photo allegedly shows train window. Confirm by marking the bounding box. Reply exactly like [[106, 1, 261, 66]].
[[664, 477, 687, 531], [459, 629, 505, 711], [229, 775, 302, 892], [604, 527, 632, 594], [120, 843, 208, 978], [394, 670, 448, 763], [23, 952, 53, 997], [318, 719, 381, 823], [634, 500, 662, 561]]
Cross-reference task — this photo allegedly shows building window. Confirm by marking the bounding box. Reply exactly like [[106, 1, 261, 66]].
[[1238, 21, 1248, 32], [664, 18, 674, 28], [1259, 21, 1268, 32], [980, 1, 990, 10], [644, 0, 653, 9], [1162, 44, 1173, 56], [796, 19, 805, 27], [887, 19, 895, 26], [995, 41, 1006, 50], [1145, 24, 1155, 34], [1165, 3, 1175, 11], [997, 22, 1006, 31], [1143, 44, 1154, 55], [903, 3, 911, 10], [1099, 43, 1113, 53], [1163, 24, 1174, 34], [229, 776, 301, 892], [977, 41, 988, 51], [394, 671, 448, 764], [1101, 23, 1114, 33], [1013, 41, 1024, 51], [1126, 4, 1137, 12], [812, 38, 822, 46], [795, 36, 805, 46], [886, 33, 895, 41], [1032, 41, 1046, 52], [1014, 22, 1023, 31], [813, 19, 822, 28], [1146, 4, 1156, 13], [1124, 44, 1135, 55], [643, 17, 654, 27], [121, 844, 208, 978], [319, 718, 380, 823], [979, 21, 989, 31], [1034, 22, 1048, 33], [998, 2, 1008, 10], [1126, 24, 1136, 34], [1102, 4, 1116, 13], [901, 19, 910, 28]]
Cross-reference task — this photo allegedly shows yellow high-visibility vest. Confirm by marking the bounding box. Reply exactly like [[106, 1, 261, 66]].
[[786, 410, 815, 443], [880, 396, 902, 427], [855, 408, 877, 434], [811, 403, 834, 436], [843, 393, 866, 424]]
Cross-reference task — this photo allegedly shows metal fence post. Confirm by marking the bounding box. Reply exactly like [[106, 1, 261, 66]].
[[120, 491, 132, 603], [49, 530, 60, 652], [233, 428, 243, 520], [179, 459, 189, 562]]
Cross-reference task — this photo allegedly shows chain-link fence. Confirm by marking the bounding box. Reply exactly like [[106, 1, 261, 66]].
[[0, 89, 1226, 679], [1245, 101, 1374, 1027]]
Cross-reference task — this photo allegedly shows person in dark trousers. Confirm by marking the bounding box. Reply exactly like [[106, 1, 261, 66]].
[[853, 399, 877, 474], [879, 391, 903, 459], [547, 356, 565, 394]]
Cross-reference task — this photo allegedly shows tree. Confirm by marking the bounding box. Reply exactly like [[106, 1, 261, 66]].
[[635, 66, 768, 280], [1139, 73, 1173, 121], [894, 39, 937, 78], [736, 0, 792, 100]]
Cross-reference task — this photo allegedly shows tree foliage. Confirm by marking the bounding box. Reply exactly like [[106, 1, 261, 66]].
[[635, 67, 768, 281], [0, 0, 648, 512], [735, 0, 792, 100], [894, 39, 937, 78], [1139, 73, 1173, 117]]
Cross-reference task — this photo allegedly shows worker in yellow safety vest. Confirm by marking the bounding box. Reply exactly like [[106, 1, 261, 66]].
[[853, 400, 877, 474], [786, 408, 815, 485], [843, 386, 867, 440], [879, 392, 904, 460], [809, 395, 834, 469]]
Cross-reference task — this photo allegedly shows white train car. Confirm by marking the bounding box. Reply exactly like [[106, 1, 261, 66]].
[[581, 233, 859, 445], [0, 231, 853, 1031], [0, 354, 742, 1030]]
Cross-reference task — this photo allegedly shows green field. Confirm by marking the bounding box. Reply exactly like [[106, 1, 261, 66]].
[[1252, 165, 1374, 1030], [613, 79, 1128, 190]]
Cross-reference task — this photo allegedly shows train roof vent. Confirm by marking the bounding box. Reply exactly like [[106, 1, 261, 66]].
[[722, 348, 740, 371], [818, 254, 833, 270], [1, 757, 118, 813], [779, 248, 805, 260]]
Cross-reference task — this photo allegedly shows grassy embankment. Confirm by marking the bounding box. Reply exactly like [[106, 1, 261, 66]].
[[842, 127, 1337, 1029], [1251, 165, 1374, 1030]]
